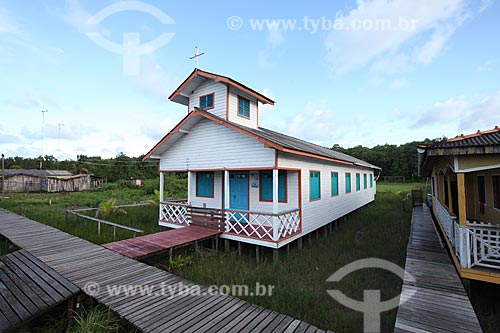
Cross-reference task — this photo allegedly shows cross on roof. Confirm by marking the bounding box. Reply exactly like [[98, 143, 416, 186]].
[[189, 46, 205, 69]]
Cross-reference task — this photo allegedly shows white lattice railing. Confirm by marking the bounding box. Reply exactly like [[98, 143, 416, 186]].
[[225, 208, 301, 241], [159, 202, 301, 241], [435, 199, 456, 242], [465, 222, 500, 269], [434, 199, 500, 270], [160, 201, 189, 226]]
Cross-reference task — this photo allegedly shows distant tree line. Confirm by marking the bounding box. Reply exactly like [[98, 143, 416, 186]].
[[331, 139, 438, 180], [2, 138, 439, 183], [2, 153, 159, 182]]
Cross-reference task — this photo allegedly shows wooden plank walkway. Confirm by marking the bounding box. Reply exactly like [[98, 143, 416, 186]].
[[0, 249, 79, 332], [102, 226, 221, 259], [395, 205, 482, 333], [0, 209, 331, 333]]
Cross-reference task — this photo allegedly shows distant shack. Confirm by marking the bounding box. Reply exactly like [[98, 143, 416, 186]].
[[1, 169, 91, 193]]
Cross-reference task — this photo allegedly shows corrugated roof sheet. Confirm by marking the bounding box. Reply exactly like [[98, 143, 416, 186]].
[[245, 126, 379, 169], [430, 126, 500, 148], [2, 169, 72, 177]]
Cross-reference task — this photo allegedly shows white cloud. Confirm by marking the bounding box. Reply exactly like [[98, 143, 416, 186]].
[[324, 0, 485, 75], [460, 92, 500, 131], [267, 29, 285, 46], [286, 100, 343, 146], [476, 59, 497, 72], [412, 97, 468, 128], [132, 55, 176, 99], [391, 78, 407, 89], [411, 92, 500, 131], [0, 7, 19, 33]]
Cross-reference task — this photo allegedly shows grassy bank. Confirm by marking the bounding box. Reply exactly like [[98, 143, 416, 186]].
[[0, 182, 413, 332], [175, 187, 412, 332]]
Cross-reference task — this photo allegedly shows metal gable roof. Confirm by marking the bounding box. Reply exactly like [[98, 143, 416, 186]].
[[2, 169, 72, 177], [430, 127, 500, 149], [169, 69, 275, 106], [144, 110, 380, 170], [237, 125, 380, 169]]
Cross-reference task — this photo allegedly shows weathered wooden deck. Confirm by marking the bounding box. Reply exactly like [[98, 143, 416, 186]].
[[0, 249, 79, 332], [102, 226, 221, 259], [0, 209, 331, 332], [395, 205, 482, 333]]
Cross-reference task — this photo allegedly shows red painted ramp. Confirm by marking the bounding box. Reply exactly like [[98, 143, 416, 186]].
[[102, 226, 221, 259]]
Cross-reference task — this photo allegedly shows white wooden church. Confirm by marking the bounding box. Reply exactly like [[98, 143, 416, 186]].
[[143, 69, 380, 250]]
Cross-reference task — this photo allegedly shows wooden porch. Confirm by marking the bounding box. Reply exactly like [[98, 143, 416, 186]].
[[158, 201, 301, 244], [102, 225, 222, 259], [434, 198, 500, 283]]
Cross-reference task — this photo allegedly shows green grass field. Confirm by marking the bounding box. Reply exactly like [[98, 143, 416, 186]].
[[170, 185, 412, 332], [2, 181, 497, 332]]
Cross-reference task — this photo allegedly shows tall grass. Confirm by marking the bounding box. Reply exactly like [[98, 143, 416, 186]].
[[176, 190, 411, 332], [0, 187, 163, 244]]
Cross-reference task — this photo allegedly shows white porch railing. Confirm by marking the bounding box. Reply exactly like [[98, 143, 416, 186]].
[[434, 199, 500, 270], [160, 200, 189, 226], [159, 201, 301, 241], [225, 208, 301, 241]]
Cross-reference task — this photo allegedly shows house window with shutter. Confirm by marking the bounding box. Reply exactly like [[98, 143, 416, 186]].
[[331, 172, 339, 196], [238, 96, 250, 118], [199, 93, 214, 110], [493, 175, 500, 210], [310, 171, 321, 201], [196, 172, 214, 197], [346, 173, 351, 193], [259, 170, 287, 202]]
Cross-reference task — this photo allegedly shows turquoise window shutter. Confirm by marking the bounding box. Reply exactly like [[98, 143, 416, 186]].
[[196, 172, 213, 197], [331, 172, 338, 196], [310, 171, 320, 200], [346, 173, 351, 193]]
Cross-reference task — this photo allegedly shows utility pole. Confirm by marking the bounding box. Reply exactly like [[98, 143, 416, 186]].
[[40, 109, 48, 169], [1, 154, 4, 194], [57, 123, 64, 162]]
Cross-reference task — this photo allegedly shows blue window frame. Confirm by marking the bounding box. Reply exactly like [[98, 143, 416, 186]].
[[199, 93, 214, 110], [346, 173, 351, 193], [331, 172, 339, 196], [238, 96, 250, 118], [196, 172, 213, 197], [363, 174, 367, 189], [370, 174, 373, 188], [310, 171, 321, 200], [259, 170, 287, 202], [356, 173, 361, 191]]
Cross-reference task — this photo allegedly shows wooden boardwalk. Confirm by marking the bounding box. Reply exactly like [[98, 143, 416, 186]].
[[102, 226, 221, 259], [0, 209, 331, 333], [0, 249, 79, 332], [395, 205, 482, 333]]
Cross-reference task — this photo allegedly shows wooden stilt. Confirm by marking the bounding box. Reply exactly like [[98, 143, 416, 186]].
[[273, 248, 279, 263], [316, 229, 319, 240], [215, 235, 219, 251], [169, 248, 173, 262], [335, 219, 338, 231], [287, 243, 290, 254], [225, 239, 230, 252], [323, 226, 328, 237], [194, 241, 199, 259], [238, 241, 242, 257], [256, 246, 260, 264], [66, 296, 76, 330], [308, 233, 312, 246], [298, 237, 303, 250]]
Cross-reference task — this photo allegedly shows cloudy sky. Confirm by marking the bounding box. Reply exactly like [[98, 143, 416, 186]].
[[1, 0, 499, 160]]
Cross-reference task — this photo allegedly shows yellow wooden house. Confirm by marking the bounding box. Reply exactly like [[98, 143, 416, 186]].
[[421, 126, 500, 284]]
